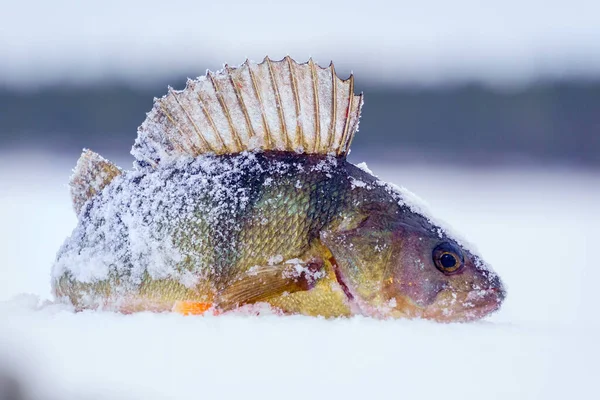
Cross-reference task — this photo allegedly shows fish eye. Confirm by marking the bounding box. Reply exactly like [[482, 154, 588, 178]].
[[432, 242, 464, 274]]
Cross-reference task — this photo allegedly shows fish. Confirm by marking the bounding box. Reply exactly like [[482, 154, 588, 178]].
[[52, 56, 506, 322]]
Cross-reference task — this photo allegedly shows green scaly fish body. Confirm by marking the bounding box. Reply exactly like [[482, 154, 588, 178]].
[[54, 153, 359, 315]]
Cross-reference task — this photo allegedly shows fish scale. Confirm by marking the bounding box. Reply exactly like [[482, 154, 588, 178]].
[[55, 153, 349, 310]]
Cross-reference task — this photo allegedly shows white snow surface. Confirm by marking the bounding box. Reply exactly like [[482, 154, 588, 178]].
[[1, 151, 599, 400]]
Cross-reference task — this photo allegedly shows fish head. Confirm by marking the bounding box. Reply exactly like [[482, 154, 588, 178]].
[[322, 198, 505, 322]]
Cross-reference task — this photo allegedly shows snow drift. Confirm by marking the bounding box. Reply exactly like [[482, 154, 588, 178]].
[[1, 152, 598, 399]]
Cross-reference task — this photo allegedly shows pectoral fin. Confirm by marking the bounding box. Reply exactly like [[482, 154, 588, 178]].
[[216, 258, 325, 311]]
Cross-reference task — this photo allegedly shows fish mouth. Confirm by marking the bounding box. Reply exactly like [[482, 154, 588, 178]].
[[421, 288, 504, 322], [329, 253, 504, 322]]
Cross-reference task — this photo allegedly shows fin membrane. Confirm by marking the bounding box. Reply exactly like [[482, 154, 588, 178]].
[[70, 149, 122, 215], [173, 301, 216, 316], [216, 258, 325, 311], [133, 56, 363, 166]]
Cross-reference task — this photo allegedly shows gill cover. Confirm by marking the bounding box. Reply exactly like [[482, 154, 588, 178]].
[[321, 200, 441, 317], [321, 178, 506, 321]]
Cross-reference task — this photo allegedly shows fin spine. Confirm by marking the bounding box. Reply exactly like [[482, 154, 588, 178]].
[[208, 71, 243, 152], [266, 57, 291, 149], [226, 64, 256, 138], [340, 75, 355, 155], [345, 93, 362, 151], [328, 62, 337, 151], [197, 91, 229, 152], [247, 60, 273, 148], [309, 58, 321, 152], [286, 56, 304, 149], [158, 103, 188, 154], [168, 87, 212, 153]]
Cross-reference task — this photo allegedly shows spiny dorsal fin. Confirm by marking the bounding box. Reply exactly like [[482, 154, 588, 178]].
[[70, 149, 122, 215], [132, 56, 364, 166]]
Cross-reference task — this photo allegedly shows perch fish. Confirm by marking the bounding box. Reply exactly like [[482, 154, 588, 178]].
[[52, 57, 505, 322]]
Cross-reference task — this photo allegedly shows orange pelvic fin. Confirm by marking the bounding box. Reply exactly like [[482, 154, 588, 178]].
[[173, 301, 217, 316]]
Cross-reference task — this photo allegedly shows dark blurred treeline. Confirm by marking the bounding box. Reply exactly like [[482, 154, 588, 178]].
[[1, 80, 598, 166]]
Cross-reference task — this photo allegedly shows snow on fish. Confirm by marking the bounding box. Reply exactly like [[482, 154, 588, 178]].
[[52, 57, 505, 322]]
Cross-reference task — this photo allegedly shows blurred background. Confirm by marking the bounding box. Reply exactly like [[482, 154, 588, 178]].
[[1, 1, 599, 399], [1, 0, 599, 166]]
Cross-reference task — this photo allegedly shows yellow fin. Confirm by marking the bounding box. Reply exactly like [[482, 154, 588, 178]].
[[217, 258, 325, 311], [69, 149, 122, 215], [132, 56, 363, 165]]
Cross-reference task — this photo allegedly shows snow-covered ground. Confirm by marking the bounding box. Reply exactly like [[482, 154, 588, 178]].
[[0, 151, 598, 400]]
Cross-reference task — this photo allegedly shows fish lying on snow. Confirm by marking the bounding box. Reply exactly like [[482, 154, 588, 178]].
[[52, 57, 505, 322]]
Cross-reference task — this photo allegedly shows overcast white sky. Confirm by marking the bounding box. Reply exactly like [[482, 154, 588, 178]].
[[1, 0, 599, 88]]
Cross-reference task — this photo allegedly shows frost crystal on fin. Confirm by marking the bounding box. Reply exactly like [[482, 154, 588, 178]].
[[70, 150, 122, 215], [132, 57, 364, 166]]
